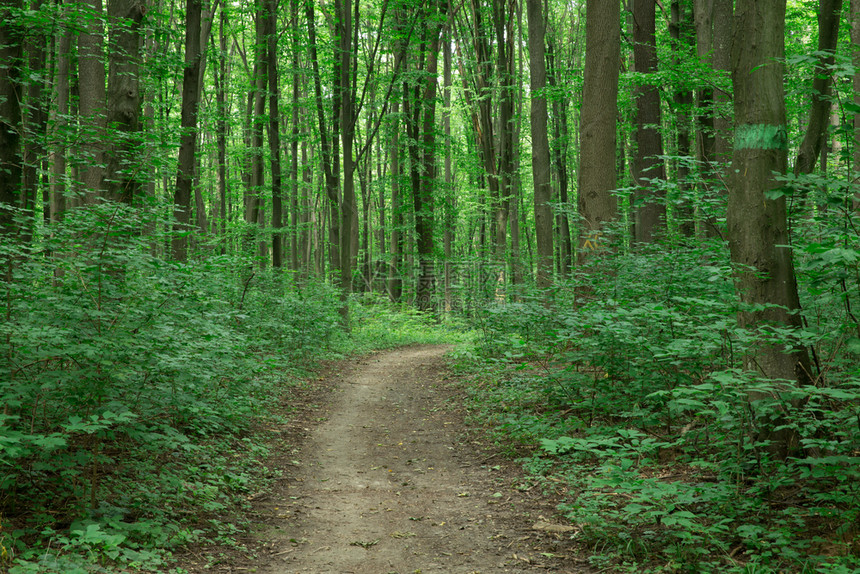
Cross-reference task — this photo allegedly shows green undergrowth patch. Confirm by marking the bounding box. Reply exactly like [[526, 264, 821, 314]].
[[347, 292, 476, 353], [458, 241, 860, 573], [0, 204, 476, 572]]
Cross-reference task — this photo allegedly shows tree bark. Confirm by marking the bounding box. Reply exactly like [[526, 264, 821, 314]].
[[172, 0, 203, 261], [77, 0, 107, 204], [51, 6, 72, 223], [0, 0, 23, 236], [268, 0, 284, 269], [853, 0, 860, 209], [104, 0, 146, 204], [526, 0, 553, 289], [671, 0, 695, 237], [632, 0, 666, 243], [22, 0, 49, 239], [306, 0, 341, 280], [728, 0, 813, 453], [794, 0, 843, 176], [577, 0, 620, 259], [388, 99, 403, 302]]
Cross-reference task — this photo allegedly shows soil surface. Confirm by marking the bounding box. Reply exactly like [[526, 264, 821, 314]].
[[177, 345, 591, 573]]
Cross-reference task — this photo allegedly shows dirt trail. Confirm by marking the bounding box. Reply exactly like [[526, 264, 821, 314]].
[[251, 345, 586, 574]]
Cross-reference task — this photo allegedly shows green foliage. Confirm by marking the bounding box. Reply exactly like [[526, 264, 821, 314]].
[[0, 205, 341, 571], [462, 235, 860, 572]]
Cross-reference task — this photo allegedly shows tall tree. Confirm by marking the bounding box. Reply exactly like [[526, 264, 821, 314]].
[[0, 0, 23, 236], [77, 0, 107, 204], [306, 0, 341, 279], [21, 0, 49, 239], [728, 0, 812, 452], [526, 0, 553, 289], [632, 0, 666, 243], [172, 0, 204, 261], [794, 0, 843, 176], [51, 4, 72, 223], [268, 0, 284, 269], [577, 0, 620, 258], [670, 0, 695, 237], [104, 0, 146, 203]]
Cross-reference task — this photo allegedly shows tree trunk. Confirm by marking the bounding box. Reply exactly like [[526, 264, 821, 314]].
[[853, 0, 860, 210], [306, 0, 341, 281], [577, 0, 620, 259], [728, 0, 813, 454], [51, 7, 72, 223], [77, 0, 107, 203], [22, 0, 49, 239], [172, 0, 203, 261], [0, 0, 23, 236], [694, 0, 716, 168], [713, 0, 732, 164], [671, 0, 695, 237], [547, 38, 572, 275], [389, 99, 403, 302], [527, 0, 553, 289], [104, 0, 145, 204], [338, 0, 357, 311], [268, 0, 284, 269], [215, 5, 228, 253], [632, 0, 666, 243], [794, 0, 842, 176]]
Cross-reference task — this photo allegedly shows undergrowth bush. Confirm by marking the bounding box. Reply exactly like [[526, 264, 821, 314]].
[[464, 238, 860, 573], [0, 205, 341, 572]]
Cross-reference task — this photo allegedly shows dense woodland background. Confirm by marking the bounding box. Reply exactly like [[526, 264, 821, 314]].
[[1, 0, 859, 571]]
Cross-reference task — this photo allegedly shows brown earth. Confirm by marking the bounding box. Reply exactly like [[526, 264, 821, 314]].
[[175, 345, 593, 574]]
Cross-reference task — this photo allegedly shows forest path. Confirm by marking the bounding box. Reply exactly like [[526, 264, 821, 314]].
[[251, 344, 587, 574]]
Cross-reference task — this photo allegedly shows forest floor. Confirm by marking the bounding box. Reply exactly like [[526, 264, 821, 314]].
[[172, 344, 594, 574]]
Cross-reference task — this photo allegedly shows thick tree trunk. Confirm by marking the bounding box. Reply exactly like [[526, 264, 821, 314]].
[[577, 0, 620, 258], [794, 0, 842, 176], [729, 0, 813, 454], [527, 0, 553, 289], [632, 0, 666, 243], [104, 0, 145, 204], [77, 0, 107, 203], [172, 0, 203, 261]]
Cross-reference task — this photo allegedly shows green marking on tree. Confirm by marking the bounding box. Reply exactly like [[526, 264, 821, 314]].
[[734, 124, 788, 151]]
